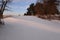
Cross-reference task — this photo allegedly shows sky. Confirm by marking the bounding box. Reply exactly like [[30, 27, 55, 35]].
[[3, 0, 60, 15], [4, 0, 37, 15]]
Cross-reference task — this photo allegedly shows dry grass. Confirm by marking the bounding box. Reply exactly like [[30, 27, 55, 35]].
[[3, 15, 13, 19], [38, 15, 60, 20]]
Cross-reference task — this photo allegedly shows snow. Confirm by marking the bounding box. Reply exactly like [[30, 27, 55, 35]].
[[0, 16, 60, 40]]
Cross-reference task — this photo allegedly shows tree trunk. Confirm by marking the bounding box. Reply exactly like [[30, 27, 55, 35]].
[[0, 13, 3, 24]]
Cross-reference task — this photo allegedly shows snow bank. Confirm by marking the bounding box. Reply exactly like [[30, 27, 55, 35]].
[[0, 16, 60, 40]]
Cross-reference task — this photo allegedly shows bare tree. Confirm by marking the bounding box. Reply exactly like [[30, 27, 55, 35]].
[[43, 0, 60, 20], [0, 0, 12, 24]]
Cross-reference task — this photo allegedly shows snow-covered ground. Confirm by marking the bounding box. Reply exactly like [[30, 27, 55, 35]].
[[0, 16, 60, 40]]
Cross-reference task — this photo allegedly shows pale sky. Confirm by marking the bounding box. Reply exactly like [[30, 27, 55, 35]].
[[4, 0, 37, 15]]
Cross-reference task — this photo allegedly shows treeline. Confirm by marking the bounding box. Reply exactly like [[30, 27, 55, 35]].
[[24, 0, 60, 20]]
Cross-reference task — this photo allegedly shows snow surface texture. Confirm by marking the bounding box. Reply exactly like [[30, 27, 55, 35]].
[[0, 16, 60, 40]]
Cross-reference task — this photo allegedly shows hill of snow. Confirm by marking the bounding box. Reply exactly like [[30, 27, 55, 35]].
[[0, 16, 60, 40]]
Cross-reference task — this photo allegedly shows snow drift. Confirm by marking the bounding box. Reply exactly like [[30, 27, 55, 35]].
[[0, 16, 60, 40]]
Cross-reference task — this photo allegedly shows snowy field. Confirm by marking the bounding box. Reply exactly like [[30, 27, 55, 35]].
[[0, 16, 60, 40]]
